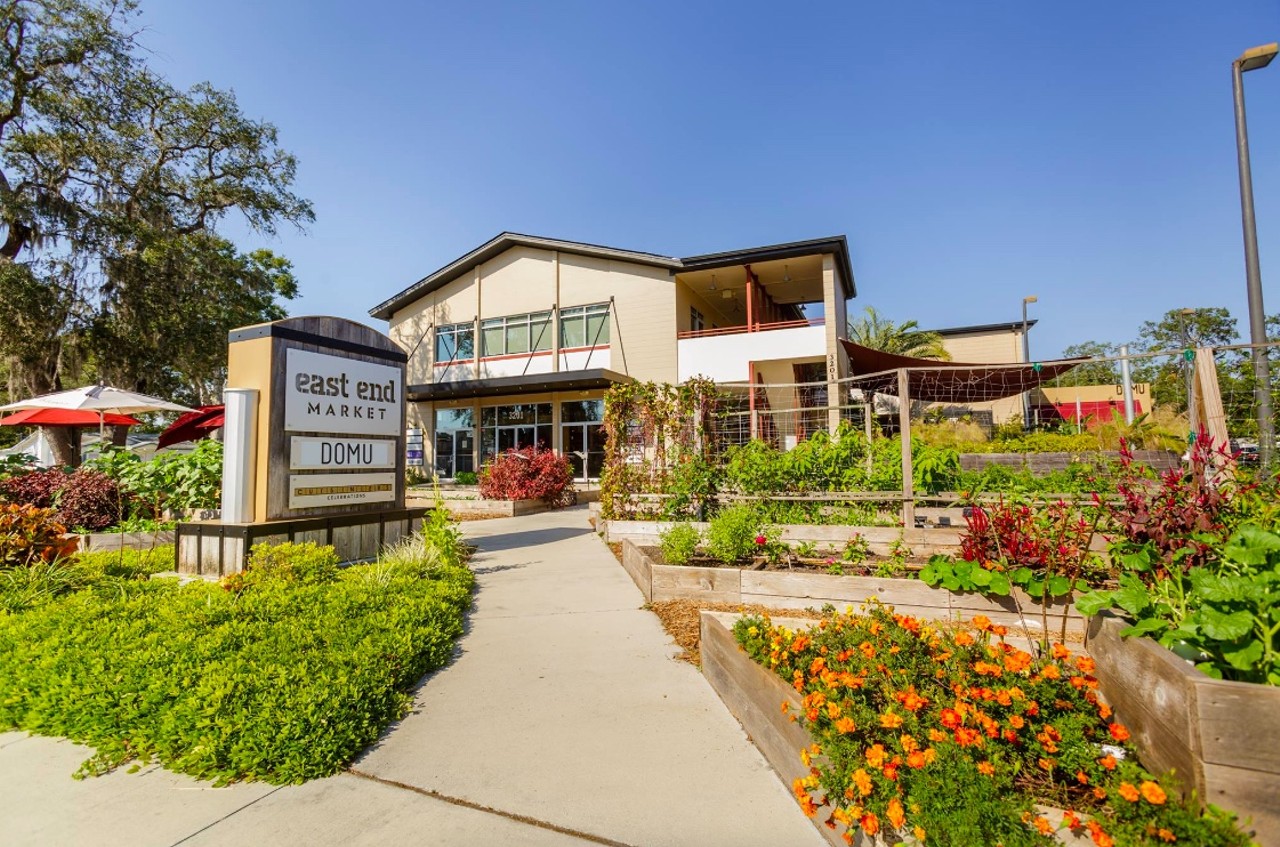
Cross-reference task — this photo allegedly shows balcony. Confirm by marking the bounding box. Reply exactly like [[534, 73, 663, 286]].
[[677, 318, 826, 381]]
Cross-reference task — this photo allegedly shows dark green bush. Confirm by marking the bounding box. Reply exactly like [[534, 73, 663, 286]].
[[0, 532, 473, 784]]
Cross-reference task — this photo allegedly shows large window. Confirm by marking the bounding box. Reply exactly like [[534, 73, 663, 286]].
[[559, 303, 610, 349], [435, 322, 475, 363], [434, 408, 475, 479], [690, 306, 705, 333], [481, 311, 553, 357], [481, 403, 553, 462]]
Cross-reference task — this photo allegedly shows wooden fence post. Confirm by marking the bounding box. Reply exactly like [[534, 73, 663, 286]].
[[898, 368, 915, 529]]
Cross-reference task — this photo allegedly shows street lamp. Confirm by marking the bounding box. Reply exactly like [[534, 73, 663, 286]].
[[1022, 295, 1038, 430], [1233, 42, 1278, 468]]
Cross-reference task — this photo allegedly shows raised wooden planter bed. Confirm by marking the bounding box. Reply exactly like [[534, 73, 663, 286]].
[[701, 611, 1084, 847], [71, 529, 176, 552], [1087, 613, 1280, 844], [623, 540, 1084, 638], [604, 520, 962, 556]]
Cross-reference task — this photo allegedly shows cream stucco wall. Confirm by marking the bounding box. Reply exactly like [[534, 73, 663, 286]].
[[937, 328, 1027, 424]]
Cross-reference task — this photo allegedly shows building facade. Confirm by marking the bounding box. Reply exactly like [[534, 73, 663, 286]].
[[370, 232, 1030, 481]]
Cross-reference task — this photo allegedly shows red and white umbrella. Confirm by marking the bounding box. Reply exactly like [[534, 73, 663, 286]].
[[0, 385, 193, 437]]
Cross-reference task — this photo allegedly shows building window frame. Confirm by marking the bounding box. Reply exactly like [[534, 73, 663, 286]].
[[690, 306, 705, 333], [559, 302, 611, 349], [480, 311, 553, 358], [435, 321, 475, 363]]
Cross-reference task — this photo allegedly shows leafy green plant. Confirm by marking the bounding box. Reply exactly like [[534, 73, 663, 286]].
[[920, 554, 1011, 596], [841, 534, 871, 567], [1078, 525, 1280, 685], [0, 529, 473, 785], [658, 522, 701, 566], [705, 504, 763, 565], [794, 540, 818, 559], [242, 541, 340, 586], [0, 503, 75, 569], [453, 470, 478, 486]]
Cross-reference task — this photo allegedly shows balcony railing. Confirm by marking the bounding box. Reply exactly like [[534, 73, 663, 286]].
[[677, 317, 824, 340]]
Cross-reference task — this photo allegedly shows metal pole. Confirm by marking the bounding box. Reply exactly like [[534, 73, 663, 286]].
[[1119, 344, 1135, 424], [1234, 58, 1276, 468], [1021, 300, 1031, 430]]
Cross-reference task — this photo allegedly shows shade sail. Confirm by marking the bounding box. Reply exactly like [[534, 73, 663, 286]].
[[158, 405, 225, 448], [841, 340, 1088, 403], [0, 408, 141, 427]]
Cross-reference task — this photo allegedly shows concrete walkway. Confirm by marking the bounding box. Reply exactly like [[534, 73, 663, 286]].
[[0, 506, 822, 847]]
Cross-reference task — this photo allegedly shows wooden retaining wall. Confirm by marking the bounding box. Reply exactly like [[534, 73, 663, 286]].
[[623, 541, 1085, 639], [1087, 614, 1279, 845], [74, 530, 176, 552], [605, 520, 962, 556]]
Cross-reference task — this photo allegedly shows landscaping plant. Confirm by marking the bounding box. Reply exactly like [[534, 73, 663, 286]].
[[0, 529, 473, 784], [479, 446, 575, 506], [658, 522, 701, 566], [0, 503, 75, 569], [734, 605, 1251, 846], [705, 504, 765, 565]]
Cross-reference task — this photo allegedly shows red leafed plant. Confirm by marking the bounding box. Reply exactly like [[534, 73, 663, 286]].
[[56, 469, 128, 532], [1098, 431, 1238, 576], [479, 447, 575, 507], [1, 468, 70, 509]]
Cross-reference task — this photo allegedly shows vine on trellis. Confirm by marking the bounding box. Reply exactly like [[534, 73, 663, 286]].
[[599, 377, 720, 520]]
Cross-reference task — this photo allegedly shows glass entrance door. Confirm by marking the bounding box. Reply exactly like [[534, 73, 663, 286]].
[[562, 422, 605, 480]]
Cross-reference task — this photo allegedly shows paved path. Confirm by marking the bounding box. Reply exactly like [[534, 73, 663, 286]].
[[0, 506, 822, 846]]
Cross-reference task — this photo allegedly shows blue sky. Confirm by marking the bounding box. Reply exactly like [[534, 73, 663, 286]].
[[142, 1, 1278, 359]]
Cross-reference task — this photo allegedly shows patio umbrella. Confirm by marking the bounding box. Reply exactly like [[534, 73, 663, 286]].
[[158, 405, 225, 448], [0, 384, 193, 438], [0, 408, 142, 428]]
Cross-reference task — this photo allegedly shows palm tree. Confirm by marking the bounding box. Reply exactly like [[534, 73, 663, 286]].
[[846, 307, 951, 360]]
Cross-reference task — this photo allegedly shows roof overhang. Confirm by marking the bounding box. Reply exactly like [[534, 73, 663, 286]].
[[407, 368, 632, 403], [680, 236, 855, 299], [931, 319, 1038, 337]]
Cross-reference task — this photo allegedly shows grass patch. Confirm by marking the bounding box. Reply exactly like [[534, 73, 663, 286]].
[[0, 522, 473, 785]]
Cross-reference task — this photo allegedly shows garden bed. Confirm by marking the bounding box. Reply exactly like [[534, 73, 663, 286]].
[[622, 540, 1085, 638], [1087, 612, 1280, 844], [603, 519, 962, 555]]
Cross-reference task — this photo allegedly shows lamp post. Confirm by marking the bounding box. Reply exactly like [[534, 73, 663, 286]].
[[1233, 42, 1278, 468], [1022, 295, 1038, 430]]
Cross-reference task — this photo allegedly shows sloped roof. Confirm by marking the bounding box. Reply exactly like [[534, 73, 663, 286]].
[[369, 232, 854, 320]]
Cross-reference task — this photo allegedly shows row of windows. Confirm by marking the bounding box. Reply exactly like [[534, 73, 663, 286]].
[[435, 303, 611, 362]]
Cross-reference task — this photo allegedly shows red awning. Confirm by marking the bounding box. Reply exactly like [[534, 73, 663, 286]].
[[158, 405, 224, 448], [0, 408, 141, 427], [840, 340, 1088, 403]]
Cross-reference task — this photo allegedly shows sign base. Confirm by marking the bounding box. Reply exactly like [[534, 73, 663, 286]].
[[175, 507, 431, 577]]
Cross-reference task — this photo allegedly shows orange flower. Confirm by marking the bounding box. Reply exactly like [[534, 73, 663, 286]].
[[853, 768, 873, 797], [954, 727, 982, 747], [913, 825, 927, 842], [1035, 817, 1054, 836], [865, 744, 887, 769], [1041, 663, 1061, 680], [1076, 770, 1090, 785], [972, 615, 993, 631], [859, 641, 876, 659], [954, 631, 975, 646], [1098, 754, 1117, 771], [1063, 810, 1081, 831], [883, 762, 900, 781], [1093, 787, 1108, 800], [1109, 723, 1130, 742], [991, 624, 1009, 637], [1052, 643, 1071, 659], [1157, 828, 1176, 842], [1087, 820, 1114, 847], [1097, 702, 1112, 719], [860, 812, 880, 835], [977, 760, 995, 776], [939, 708, 961, 728], [1004, 651, 1032, 673], [1038, 757, 1055, 771], [1118, 782, 1140, 802], [887, 798, 905, 830], [1009, 714, 1025, 729], [974, 661, 1004, 677], [907, 750, 927, 769], [835, 717, 857, 734], [1076, 656, 1096, 674], [897, 687, 929, 712], [928, 728, 948, 743], [880, 711, 904, 729], [1140, 781, 1167, 805]]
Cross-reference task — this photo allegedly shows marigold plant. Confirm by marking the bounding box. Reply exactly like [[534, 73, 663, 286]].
[[734, 605, 1252, 846]]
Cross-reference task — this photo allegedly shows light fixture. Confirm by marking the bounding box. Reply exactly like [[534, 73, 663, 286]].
[[709, 274, 717, 291], [782, 264, 792, 283], [722, 289, 734, 300]]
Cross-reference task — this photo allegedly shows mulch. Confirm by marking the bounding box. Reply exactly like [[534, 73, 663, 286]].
[[647, 599, 822, 666]]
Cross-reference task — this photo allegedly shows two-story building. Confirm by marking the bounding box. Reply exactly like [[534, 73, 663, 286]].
[[369, 232, 1031, 481]]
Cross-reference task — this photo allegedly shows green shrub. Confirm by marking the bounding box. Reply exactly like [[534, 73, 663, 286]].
[[85, 441, 223, 516], [706, 504, 764, 565], [0, 531, 474, 784], [658, 522, 701, 565], [453, 470, 478, 486], [72, 546, 176, 581], [244, 541, 340, 586], [0, 559, 81, 613]]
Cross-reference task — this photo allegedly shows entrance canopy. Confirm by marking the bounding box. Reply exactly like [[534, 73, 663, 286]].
[[408, 368, 631, 403], [840, 340, 1087, 402]]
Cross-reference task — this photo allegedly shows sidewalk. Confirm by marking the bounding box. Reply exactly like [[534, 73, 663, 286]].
[[0, 506, 822, 846]]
